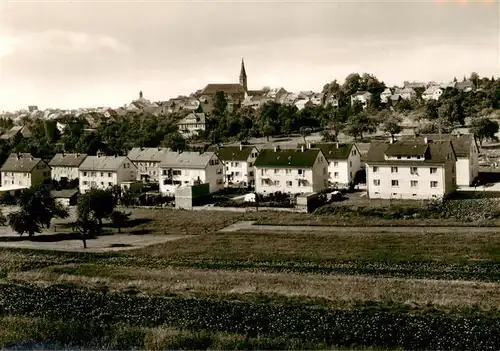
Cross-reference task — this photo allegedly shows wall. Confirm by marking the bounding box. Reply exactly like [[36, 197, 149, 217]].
[[51, 166, 79, 181], [328, 160, 349, 186], [79, 171, 118, 193], [255, 166, 314, 195], [133, 161, 161, 182], [456, 158, 471, 186]]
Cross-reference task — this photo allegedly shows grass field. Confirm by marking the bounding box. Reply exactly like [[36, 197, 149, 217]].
[[2, 208, 500, 349]]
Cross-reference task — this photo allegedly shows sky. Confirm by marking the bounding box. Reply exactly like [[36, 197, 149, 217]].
[[0, 0, 498, 111]]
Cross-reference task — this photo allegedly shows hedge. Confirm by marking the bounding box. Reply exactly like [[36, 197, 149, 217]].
[[1, 283, 500, 350]]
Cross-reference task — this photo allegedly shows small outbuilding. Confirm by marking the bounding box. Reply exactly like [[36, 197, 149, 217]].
[[51, 189, 79, 207]]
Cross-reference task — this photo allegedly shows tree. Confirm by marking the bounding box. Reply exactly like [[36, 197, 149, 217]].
[[470, 72, 480, 88], [75, 195, 98, 249], [343, 112, 376, 140], [162, 132, 186, 151], [85, 188, 117, 227], [213, 91, 228, 118], [382, 115, 403, 142], [470, 118, 499, 146], [7, 184, 69, 237], [110, 210, 131, 233]]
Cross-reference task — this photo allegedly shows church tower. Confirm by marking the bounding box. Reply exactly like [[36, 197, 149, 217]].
[[239, 58, 248, 92]]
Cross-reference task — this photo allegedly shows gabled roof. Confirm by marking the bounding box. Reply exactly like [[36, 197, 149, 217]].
[[456, 81, 474, 90], [201, 84, 245, 95], [217, 146, 257, 162], [254, 149, 323, 168], [177, 113, 206, 125], [159, 151, 217, 169], [385, 141, 429, 157], [423, 86, 442, 95], [366, 140, 456, 165], [0, 126, 28, 140], [51, 189, 79, 199], [1, 153, 46, 172], [402, 133, 477, 158], [49, 153, 87, 167], [127, 147, 171, 162], [297, 143, 355, 161], [79, 156, 133, 172]]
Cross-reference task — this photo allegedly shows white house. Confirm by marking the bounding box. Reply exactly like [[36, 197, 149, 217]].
[[403, 133, 479, 186], [177, 113, 206, 138], [0, 153, 51, 189], [127, 147, 171, 182], [350, 91, 372, 108], [253, 147, 329, 195], [217, 145, 259, 187], [304, 143, 362, 188], [49, 153, 87, 182], [399, 87, 417, 100], [380, 88, 393, 103], [158, 151, 223, 196], [365, 139, 457, 200], [422, 86, 443, 101], [78, 155, 137, 193]]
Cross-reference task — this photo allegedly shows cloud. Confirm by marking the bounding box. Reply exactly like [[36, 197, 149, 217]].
[[0, 30, 129, 57]]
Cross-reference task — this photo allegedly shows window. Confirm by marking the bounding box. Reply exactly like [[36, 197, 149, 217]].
[[397, 156, 401, 159], [298, 169, 304, 175], [333, 162, 339, 167], [407, 156, 411, 159], [411, 180, 418, 187], [452, 166, 455, 173], [286, 181, 292, 187], [217, 168, 222, 174], [417, 155, 421, 160], [261, 179, 268, 186], [100, 172, 104, 177], [83, 172, 87, 176], [91, 172, 96, 177], [391, 180, 399, 187], [430, 181, 438, 188], [108, 172, 112, 177], [352, 149, 357, 156], [172, 170, 181, 176], [83, 181, 88, 185], [286, 169, 291, 174], [274, 169, 279, 174], [100, 182, 104, 185], [410, 167, 418, 175], [108, 182, 112, 186], [334, 172, 339, 178], [391, 167, 398, 173], [323, 167, 327, 175], [430, 167, 437, 174], [234, 162, 239, 167], [249, 171, 254, 176], [235, 172, 241, 177], [349, 161, 352, 167], [373, 179, 380, 186], [373, 166, 379, 173], [274, 180, 280, 186]]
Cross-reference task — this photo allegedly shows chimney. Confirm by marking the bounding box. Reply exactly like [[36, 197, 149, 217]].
[[239, 143, 243, 151]]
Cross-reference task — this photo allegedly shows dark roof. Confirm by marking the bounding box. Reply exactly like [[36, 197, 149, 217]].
[[127, 147, 171, 162], [385, 142, 429, 157], [366, 140, 456, 165], [1, 153, 46, 172], [254, 149, 322, 168], [49, 153, 87, 167], [217, 146, 256, 161], [297, 143, 354, 161], [456, 81, 474, 90], [51, 189, 79, 199], [0, 126, 24, 140], [201, 84, 245, 95], [402, 133, 476, 158], [247, 90, 266, 97], [79, 156, 133, 171]]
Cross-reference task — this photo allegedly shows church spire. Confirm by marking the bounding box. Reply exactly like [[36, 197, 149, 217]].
[[239, 58, 247, 92]]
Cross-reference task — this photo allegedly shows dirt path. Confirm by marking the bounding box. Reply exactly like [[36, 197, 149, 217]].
[[220, 221, 500, 234]]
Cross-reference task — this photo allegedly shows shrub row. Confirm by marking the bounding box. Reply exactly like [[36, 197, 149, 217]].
[[1, 283, 500, 350]]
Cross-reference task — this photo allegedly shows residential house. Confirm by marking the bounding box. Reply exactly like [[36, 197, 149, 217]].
[[365, 139, 457, 200], [324, 94, 339, 107], [439, 82, 457, 90], [402, 133, 479, 186], [1, 153, 51, 189], [200, 84, 246, 103], [421, 86, 443, 101], [303, 142, 362, 188], [177, 113, 207, 138], [403, 81, 426, 89], [49, 153, 88, 182], [78, 155, 137, 193], [456, 80, 475, 92], [310, 93, 324, 106], [350, 91, 372, 108], [158, 151, 224, 196], [127, 147, 171, 182], [51, 189, 79, 207], [399, 87, 417, 100], [294, 99, 314, 110], [265, 87, 288, 101], [254, 147, 329, 195], [0, 126, 32, 141], [217, 145, 259, 187], [380, 88, 393, 103]]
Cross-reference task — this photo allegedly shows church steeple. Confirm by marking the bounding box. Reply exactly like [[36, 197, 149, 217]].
[[239, 58, 248, 92]]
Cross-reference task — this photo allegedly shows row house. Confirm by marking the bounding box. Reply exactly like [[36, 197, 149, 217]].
[[402, 133, 479, 186], [127, 147, 171, 182], [217, 145, 259, 187], [0, 153, 51, 189], [303, 143, 362, 188], [158, 151, 223, 196], [177, 113, 207, 138], [254, 147, 329, 195], [49, 153, 87, 182], [78, 155, 137, 193], [365, 139, 457, 200]]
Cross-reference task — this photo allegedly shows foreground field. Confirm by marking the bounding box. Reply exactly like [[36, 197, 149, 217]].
[[2, 208, 500, 349]]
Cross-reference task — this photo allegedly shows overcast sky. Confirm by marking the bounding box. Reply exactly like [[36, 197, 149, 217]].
[[0, 0, 498, 111]]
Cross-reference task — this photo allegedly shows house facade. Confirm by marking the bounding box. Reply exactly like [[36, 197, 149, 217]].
[[305, 143, 362, 188], [217, 145, 259, 187], [403, 133, 479, 186], [380, 88, 393, 103], [78, 155, 137, 193], [422, 86, 443, 101], [127, 147, 171, 182], [254, 148, 329, 195], [365, 139, 457, 200], [177, 113, 206, 138], [49, 153, 87, 182], [350, 91, 372, 108], [158, 151, 224, 196], [0, 153, 51, 189]]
